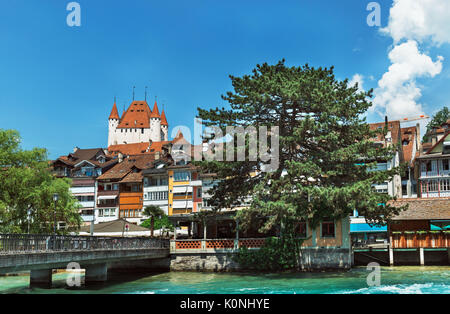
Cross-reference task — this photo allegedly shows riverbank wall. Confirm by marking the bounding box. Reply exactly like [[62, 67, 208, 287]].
[[354, 248, 450, 266], [170, 248, 352, 272]]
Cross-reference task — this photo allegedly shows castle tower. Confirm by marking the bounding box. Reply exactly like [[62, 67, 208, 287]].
[[149, 101, 161, 142], [160, 109, 169, 141], [108, 101, 120, 146]]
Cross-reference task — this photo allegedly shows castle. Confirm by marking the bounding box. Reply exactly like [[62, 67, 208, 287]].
[[108, 100, 169, 147]]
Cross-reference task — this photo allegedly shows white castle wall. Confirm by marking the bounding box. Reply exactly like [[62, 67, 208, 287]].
[[150, 117, 161, 142], [108, 112, 165, 146]]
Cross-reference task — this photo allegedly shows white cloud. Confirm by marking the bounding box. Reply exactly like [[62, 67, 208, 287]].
[[348, 74, 365, 93], [381, 0, 450, 46], [373, 40, 443, 119], [372, 0, 449, 120]]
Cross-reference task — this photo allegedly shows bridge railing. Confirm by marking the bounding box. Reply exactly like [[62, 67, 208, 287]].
[[0, 234, 169, 254]]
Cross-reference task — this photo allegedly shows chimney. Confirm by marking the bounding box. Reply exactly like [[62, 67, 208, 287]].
[[416, 123, 423, 155], [73, 146, 79, 153], [118, 152, 123, 163]]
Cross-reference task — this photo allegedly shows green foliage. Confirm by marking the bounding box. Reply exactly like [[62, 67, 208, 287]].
[[142, 205, 169, 236], [141, 214, 174, 231], [234, 234, 305, 271], [196, 60, 405, 238], [423, 106, 449, 142], [0, 129, 82, 234], [143, 205, 165, 218]]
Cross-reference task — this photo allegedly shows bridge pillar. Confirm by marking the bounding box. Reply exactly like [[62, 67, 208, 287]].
[[389, 247, 394, 266], [85, 263, 107, 284], [30, 269, 52, 287]]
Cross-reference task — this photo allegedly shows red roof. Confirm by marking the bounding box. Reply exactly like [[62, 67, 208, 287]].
[[117, 101, 152, 129], [109, 102, 120, 120], [160, 110, 168, 126], [107, 141, 172, 157], [369, 120, 401, 147], [150, 101, 160, 118], [400, 126, 417, 164]]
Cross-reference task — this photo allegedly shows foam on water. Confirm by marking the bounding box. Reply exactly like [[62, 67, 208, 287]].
[[0, 266, 449, 294]]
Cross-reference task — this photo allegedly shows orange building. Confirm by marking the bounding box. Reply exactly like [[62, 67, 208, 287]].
[[97, 154, 155, 224]]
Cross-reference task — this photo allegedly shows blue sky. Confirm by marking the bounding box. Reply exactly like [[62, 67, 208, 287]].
[[0, 0, 449, 159]]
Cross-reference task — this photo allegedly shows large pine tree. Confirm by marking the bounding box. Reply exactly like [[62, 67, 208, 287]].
[[196, 60, 404, 234]]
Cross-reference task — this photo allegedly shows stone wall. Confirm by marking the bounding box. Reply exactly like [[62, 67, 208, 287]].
[[170, 248, 352, 272], [170, 253, 241, 272]]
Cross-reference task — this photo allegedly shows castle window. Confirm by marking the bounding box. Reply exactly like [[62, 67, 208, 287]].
[[141, 128, 144, 134]]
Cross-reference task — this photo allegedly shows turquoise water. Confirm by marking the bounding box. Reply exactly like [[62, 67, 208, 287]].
[[0, 266, 449, 294]]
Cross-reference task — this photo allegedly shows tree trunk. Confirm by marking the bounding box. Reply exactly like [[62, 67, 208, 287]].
[[151, 217, 154, 238]]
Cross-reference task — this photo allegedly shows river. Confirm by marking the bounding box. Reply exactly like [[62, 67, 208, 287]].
[[0, 266, 449, 294]]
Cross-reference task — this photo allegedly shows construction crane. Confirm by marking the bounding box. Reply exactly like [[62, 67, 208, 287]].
[[399, 114, 430, 123]]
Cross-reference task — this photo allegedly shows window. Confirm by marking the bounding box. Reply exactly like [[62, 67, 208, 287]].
[[173, 192, 192, 198], [428, 180, 439, 192], [174, 171, 191, 182], [148, 191, 168, 201], [321, 220, 335, 238], [444, 160, 450, 171], [296, 222, 307, 238], [440, 179, 450, 192], [197, 188, 202, 198]]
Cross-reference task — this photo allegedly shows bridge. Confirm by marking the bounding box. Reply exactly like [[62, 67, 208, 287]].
[[0, 234, 170, 287]]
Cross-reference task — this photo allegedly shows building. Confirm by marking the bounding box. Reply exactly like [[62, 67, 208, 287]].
[[400, 125, 421, 198], [108, 100, 169, 147], [96, 154, 156, 224], [417, 131, 450, 198], [143, 159, 170, 215], [51, 147, 117, 224]]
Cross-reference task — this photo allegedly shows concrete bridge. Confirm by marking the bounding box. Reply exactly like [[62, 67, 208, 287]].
[[0, 234, 169, 287]]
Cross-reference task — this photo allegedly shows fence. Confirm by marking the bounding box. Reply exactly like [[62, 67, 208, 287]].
[[390, 231, 450, 249], [171, 238, 266, 252], [0, 234, 169, 254]]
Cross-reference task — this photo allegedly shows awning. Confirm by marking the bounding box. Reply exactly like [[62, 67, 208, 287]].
[[172, 186, 193, 193], [97, 195, 118, 200], [350, 223, 387, 233], [430, 220, 450, 230]]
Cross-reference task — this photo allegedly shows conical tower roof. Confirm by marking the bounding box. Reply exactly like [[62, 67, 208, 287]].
[[160, 110, 168, 126], [109, 102, 120, 120], [150, 101, 160, 118]]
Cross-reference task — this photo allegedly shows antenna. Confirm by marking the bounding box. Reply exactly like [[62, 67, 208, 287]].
[[132, 86, 135, 101], [114, 96, 116, 104], [145, 86, 148, 101]]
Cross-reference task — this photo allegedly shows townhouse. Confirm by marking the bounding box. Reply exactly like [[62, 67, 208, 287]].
[[52, 147, 117, 225]]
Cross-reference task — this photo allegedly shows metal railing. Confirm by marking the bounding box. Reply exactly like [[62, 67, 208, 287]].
[[0, 234, 169, 254]]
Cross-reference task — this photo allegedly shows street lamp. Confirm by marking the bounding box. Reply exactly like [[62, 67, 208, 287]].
[[53, 193, 59, 238]]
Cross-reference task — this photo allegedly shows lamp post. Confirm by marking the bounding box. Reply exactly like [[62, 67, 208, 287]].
[[53, 193, 59, 249]]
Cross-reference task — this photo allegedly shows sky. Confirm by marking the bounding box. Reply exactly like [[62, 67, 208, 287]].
[[0, 0, 449, 159]]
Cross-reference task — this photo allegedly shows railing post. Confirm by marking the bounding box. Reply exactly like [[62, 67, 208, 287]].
[[201, 239, 206, 251]]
